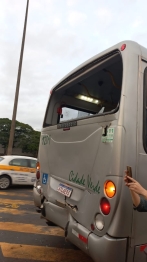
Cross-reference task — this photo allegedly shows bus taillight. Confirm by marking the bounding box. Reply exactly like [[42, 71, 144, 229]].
[[36, 161, 40, 170], [36, 161, 40, 180], [36, 171, 40, 180], [121, 44, 126, 51], [100, 197, 110, 215], [104, 181, 116, 198]]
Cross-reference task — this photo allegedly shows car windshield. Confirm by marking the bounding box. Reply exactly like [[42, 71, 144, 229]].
[[0, 157, 4, 162]]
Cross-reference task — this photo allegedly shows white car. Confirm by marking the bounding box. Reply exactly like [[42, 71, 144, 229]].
[[0, 155, 37, 189]]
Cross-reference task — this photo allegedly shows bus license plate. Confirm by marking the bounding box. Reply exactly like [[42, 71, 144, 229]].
[[57, 183, 72, 197]]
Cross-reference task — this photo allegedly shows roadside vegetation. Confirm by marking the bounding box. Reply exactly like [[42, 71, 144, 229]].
[[0, 118, 40, 157]]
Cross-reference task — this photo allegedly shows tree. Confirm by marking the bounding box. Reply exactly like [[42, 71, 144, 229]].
[[0, 118, 40, 156], [0, 118, 12, 154], [19, 130, 40, 157]]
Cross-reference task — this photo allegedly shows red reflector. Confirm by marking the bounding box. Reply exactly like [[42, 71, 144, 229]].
[[36, 171, 40, 180], [63, 128, 70, 131], [100, 197, 110, 215], [79, 234, 88, 244], [57, 107, 62, 115], [140, 245, 147, 251], [121, 44, 126, 51], [91, 224, 95, 231]]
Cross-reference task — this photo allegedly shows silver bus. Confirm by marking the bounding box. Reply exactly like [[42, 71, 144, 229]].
[[34, 41, 147, 262]]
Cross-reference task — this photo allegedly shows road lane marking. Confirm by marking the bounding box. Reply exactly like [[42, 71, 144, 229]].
[[0, 207, 36, 215], [0, 222, 64, 236], [5, 203, 19, 208], [0, 192, 30, 197], [0, 199, 33, 206], [0, 243, 92, 261]]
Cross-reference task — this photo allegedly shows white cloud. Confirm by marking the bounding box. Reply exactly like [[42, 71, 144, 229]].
[[66, 0, 79, 7], [132, 18, 143, 28], [53, 17, 61, 26], [95, 8, 112, 24], [68, 11, 87, 27]]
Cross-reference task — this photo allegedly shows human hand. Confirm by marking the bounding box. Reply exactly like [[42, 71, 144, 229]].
[[124, 170, 131, 185], [124, 174, 128, 185], [124, 172, 147, 197]]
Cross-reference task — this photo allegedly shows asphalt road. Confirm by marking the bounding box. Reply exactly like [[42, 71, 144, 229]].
[[0, 186, 93, 262]]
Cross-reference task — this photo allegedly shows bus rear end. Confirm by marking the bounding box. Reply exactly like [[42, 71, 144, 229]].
[[34, 41, 141, 262]]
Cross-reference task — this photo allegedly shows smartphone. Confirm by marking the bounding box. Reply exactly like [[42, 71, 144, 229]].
[[126, 166, 132, 182]]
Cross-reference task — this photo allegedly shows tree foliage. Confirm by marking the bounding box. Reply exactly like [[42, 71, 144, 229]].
[[0, 118, 40, 156]]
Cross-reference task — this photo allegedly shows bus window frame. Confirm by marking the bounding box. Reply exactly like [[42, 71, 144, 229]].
[[143, 67, 147, 153], [43, 50, 122, 128]]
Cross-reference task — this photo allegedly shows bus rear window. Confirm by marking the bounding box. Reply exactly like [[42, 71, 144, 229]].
[[44, 51, 122, 126]]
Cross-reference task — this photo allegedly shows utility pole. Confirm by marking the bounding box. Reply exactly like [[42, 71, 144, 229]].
[[7, 0, 29, 155]]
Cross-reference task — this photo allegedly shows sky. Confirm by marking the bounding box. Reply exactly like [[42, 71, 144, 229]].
[[0, 0, 147, 131]]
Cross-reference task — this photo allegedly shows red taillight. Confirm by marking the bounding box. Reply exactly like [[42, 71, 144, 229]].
[[120, 44, 126, 51], [57, 107, 62, 115], [36, 170, 40, 180], [100, 197, 110, 215]]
